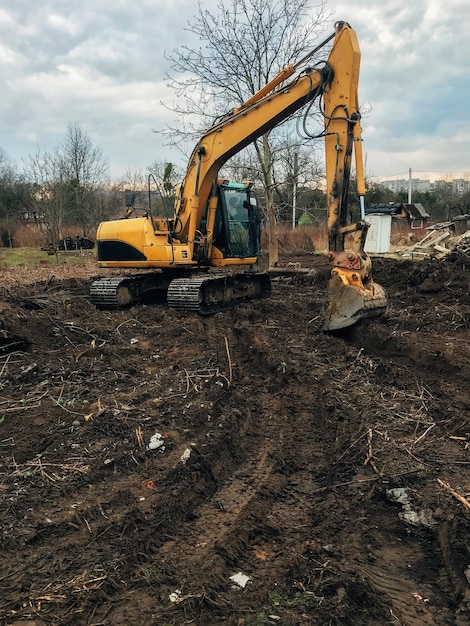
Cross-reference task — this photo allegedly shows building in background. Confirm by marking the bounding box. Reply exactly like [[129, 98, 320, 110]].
[[366, 203, 430, 229], [380, 175, 470, 197]]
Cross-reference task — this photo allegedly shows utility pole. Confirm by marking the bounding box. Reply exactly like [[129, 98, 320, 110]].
[[292, 152, 298, 229], [408, 167, 412, 204]]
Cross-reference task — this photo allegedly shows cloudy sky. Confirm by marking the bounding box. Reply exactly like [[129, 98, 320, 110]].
[[0, 0, 468, 182]]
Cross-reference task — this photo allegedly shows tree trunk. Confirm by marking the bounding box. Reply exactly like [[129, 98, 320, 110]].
[[266, 187, 279, 267], [257, 134, 279, 267]]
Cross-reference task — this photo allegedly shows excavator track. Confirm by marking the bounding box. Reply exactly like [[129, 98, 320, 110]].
[[167, 272, 271, 314], [90, 273, 176, 309], [90, 277, 136, 309]]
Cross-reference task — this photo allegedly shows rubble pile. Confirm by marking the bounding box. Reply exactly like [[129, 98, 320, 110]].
[[399, 224, 470, 261]]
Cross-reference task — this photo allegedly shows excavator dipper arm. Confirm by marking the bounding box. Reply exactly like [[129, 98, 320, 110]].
[[320, 24, 387, 329]]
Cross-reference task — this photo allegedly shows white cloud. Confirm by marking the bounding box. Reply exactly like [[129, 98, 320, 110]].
[[47, 12, 82, 35], [328, 0, 470, 178], [0, 0, 468, 180]]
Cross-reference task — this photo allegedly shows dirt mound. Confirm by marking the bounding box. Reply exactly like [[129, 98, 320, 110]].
[[1, 255, 469, 625]]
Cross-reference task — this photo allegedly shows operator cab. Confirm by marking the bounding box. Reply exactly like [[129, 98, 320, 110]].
[[206, 181, 260, 258]]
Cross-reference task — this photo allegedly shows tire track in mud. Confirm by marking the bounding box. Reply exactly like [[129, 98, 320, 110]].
[[161, 433, 278, 565], [157, 395, 329, 602], [346, 323, 470, 382], [154, 316, 323, 576], [359, 552, 455, 626]]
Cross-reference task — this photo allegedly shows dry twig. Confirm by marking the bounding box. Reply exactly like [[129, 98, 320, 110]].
[[0, 354, 12, 378], [363, 428, 381, 475], [437, 478, 470, 511], [135, 427, 144, 449], [9, 457, 90, 481], [183, 366, 230, 393], [413, 423, 436, 447], [224, 336, 232, 387]]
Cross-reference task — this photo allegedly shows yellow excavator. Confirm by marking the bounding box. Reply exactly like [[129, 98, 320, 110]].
[[91, 20, 387, 329]]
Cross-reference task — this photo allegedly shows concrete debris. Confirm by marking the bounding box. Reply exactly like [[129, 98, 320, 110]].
[[169, 589, 182, 602], [230, 571, 251, 588], [179, 447, 192, 464], [386, 487, 410, 505], [386, 487, 437, 528], [148, 433, 165, 451]]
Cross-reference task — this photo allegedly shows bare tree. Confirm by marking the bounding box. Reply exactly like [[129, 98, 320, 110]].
[[164, 0, 329, 265], [23, 147, 69, 260], [119, 167, 146, 193], [59, 122, 109, 236], [0, 152, 26, 247], [147, 161, 183, 216], [268, 131, 324, 223], [112, 166, 149, 217], [113, 164, 180, 218]]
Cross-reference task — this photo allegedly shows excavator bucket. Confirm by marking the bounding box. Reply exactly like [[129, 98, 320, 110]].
[[322, 271, 387, 331]]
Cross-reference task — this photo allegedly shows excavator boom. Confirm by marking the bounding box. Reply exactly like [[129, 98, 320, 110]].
[[168, 20, 386, 328]]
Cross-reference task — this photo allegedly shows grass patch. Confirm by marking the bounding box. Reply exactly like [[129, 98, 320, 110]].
[[246, 590, 325, 625], [0, 247, 96, 269]]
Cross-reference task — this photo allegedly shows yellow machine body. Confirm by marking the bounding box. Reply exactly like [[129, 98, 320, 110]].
[[94, 21, 386, 325]]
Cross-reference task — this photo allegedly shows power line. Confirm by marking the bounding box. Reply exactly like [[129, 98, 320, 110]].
[[370, 169, 470, 180]]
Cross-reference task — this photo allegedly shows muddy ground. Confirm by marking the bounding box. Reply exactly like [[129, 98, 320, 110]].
[[0, 252, 469, 626]]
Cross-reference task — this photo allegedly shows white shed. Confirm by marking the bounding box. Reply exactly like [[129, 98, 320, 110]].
[[364, 214, 392, 254]]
